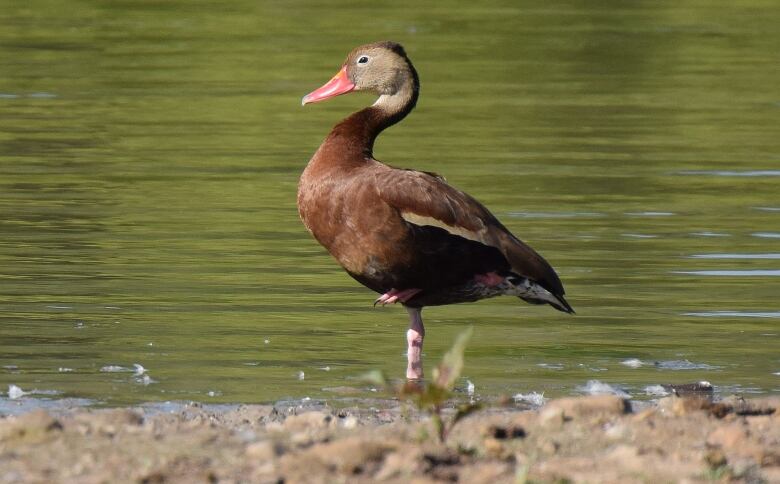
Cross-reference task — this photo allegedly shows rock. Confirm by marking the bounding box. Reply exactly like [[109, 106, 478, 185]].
[[605, 445, 646, 472], [704, 448, 727, 468], [543, 395, 631, 420], [422, 447, 462, 482], [538, 406, 565, 427], [763, 466, 780, 482], [0, 410, 63, 445], [485, 424, 525, 440], [707, 423, 750, 450], [458, 462, 511, 482], [282, 411, 332, 432], [245, 440, 275, 460], [540, 440, 560, 455], [706, 423, 772, 464], [286, 436, 395, 475], [632, 407, 657, 422], [374, 448, 424, 480], [604, 422, 630, 440], [662, 381, 714, 398], [341, 416, 358, 429], [658, 396, 711, 416], [482, 437, 504, 457]]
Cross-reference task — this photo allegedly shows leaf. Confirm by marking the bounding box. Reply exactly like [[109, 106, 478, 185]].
[[431, 413, 445, 442], [398, 379, 425, 399], [432, 326, 473, 390], [414, 384, 449, 409], [451, 402, 482, 427]]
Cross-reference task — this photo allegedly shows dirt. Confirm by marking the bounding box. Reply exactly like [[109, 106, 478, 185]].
[[0, 394, 778, 483]]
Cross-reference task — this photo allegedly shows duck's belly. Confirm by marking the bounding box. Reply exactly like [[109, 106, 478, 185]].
[[298, 174, 414, 292], [297, 165, 510, 297]]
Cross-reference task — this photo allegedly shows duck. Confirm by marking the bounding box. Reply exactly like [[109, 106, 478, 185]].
[[299, 41, 573, 380]]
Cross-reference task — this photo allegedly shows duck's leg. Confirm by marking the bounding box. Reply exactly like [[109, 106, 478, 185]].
[[374, 287, 422, 306], [406, 306, 425, 380]]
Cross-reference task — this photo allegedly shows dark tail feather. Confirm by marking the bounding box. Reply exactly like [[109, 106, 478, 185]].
[[551, 294, 575, 314]]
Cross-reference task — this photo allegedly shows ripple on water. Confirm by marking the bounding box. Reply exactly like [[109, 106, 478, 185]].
[[676, 170, 780, 177], [576, 380, 631, 398], [537, 363, 565, 370], [691, 232, 730, 237], [0, 92, 57, 99], [5, 385, 61, 400], [753, 207, 780, 212], [644, 385, 670, 397], [714, 384, 766, 395], [753, 232, 780, 239], [674, 270, 780, 276], [100, 365, 129, 372], [624, 212, 675, 216], [513, 392, 547, 407], [688, 253, 780, 260], [0, 396, 96, 416], [654, 360, 721, 371], [621, 358, 644, 368], [621, 233, 658, 239], [506, 211, 604, 219], [684, 311, 780, 319]]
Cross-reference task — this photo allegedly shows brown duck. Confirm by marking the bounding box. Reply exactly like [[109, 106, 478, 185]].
[[299, 41, 573, 379]]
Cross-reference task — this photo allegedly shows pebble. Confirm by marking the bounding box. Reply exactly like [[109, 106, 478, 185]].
[[543, 395, 631, 420], [539, 406, 566, 427], [245, 441, 275, 460], [282, 411, 332, 432]]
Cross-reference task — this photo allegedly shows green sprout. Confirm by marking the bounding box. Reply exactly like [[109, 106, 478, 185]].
[[363, 326, 481, 442]]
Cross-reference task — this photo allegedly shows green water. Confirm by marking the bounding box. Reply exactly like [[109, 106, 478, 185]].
[[1, 1, 778, 405]]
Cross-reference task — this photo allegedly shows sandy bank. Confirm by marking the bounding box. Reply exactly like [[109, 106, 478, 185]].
[[1, 394, 778, 483]]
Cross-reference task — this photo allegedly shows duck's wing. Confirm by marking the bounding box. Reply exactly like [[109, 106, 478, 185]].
[[373, 167, 567, 297]]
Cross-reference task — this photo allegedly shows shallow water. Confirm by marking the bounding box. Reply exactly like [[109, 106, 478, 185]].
[[1, 0, 779, 406]]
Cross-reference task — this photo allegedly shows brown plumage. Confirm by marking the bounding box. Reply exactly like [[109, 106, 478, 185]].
[[299, 41, 573, 379]]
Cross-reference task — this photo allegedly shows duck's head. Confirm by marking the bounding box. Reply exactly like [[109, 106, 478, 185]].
[[302, 41, 416, 106]]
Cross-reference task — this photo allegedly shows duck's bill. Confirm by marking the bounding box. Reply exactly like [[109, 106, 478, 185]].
[[301, 66, 355, 106]]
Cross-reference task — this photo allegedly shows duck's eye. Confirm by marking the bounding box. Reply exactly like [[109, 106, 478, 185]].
[[357, 56, 369, 64]]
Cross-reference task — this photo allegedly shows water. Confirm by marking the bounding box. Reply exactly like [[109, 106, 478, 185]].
[[1, 1, 779, 406]]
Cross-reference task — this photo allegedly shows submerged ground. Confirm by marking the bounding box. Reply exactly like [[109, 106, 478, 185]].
[[1, 394, 778, 483]]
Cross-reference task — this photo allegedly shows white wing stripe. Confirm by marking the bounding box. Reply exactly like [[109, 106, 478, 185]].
[[400, 211, 485, 243]]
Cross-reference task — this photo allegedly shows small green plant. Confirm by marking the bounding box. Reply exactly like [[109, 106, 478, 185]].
[[363, 326, 481, 442]]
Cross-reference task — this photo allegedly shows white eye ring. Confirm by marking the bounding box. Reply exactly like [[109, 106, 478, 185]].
[[357, 55, 370, 65]]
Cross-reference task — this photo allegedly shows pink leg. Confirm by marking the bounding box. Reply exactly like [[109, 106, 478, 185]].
[[374, 287, 422, 306], [406, 306, 425, 380]]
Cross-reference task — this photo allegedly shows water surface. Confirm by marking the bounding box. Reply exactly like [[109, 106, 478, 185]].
[[1, 0, 779, 405]]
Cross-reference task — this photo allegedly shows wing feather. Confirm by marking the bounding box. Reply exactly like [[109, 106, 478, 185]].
[[374, 167, 565, 295]]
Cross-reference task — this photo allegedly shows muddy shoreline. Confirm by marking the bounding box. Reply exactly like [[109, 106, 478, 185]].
[[1, 394, 778, 483]]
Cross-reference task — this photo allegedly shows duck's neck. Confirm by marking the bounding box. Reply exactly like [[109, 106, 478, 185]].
[[324, 67, 419, 160]]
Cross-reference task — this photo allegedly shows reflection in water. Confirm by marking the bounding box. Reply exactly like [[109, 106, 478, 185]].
[[0, 0, 779, 404]]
